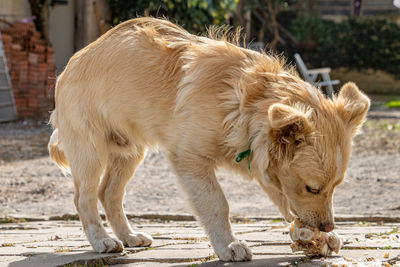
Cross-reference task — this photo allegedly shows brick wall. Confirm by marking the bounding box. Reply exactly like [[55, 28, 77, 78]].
[[1, 22, 55, 119]]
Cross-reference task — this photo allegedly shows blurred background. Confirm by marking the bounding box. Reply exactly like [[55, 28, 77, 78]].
[[0, 0, 400, 120], [0, 0, 399, 218]]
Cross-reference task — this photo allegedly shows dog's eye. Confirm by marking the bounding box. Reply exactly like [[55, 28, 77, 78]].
[[305, 185, 320, 195]]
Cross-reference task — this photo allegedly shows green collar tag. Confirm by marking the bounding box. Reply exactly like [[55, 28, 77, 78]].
[[235, 149, 251, 171]]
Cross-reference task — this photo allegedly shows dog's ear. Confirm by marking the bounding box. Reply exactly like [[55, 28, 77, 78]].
[[337, 82, 370, 135], [268, 103, 314, 158]]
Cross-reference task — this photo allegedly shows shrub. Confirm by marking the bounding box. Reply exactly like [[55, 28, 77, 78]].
[[290, 16, 400, 77], [108, 0, 236, 34]]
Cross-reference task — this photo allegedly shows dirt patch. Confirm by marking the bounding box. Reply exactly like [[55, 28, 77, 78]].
[[0, 119, 51, 163], [353, 118, 400, 157]]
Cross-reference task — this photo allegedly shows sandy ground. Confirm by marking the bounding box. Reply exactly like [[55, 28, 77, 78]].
[[0, 109, 400, 218]]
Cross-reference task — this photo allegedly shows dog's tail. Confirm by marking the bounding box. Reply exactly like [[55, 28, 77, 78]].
[[48, 111, 69, 171], [48, 129, 69, 171]]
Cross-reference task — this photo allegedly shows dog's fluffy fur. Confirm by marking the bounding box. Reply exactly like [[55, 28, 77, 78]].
[[48, 17, 370, 261]]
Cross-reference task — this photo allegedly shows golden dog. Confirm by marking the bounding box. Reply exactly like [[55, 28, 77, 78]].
[[48, 17, 370, 261]]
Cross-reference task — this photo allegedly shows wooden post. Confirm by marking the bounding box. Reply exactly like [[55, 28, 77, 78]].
[[93, 1, 104, 35]]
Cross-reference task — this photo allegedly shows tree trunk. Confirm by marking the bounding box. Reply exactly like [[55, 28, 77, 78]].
[[266, 0, 280, 49], [28, 0, 51, 45], [232, 0, 251, 43], [233, 0, 245, 29]]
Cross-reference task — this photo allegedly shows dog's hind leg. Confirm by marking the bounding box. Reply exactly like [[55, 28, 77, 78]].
[[167, 153, 252, 262], [98, 149, 153, 248], [67, 141, 123, 253]]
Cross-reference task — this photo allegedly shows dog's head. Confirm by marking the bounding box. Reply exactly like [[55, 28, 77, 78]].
[[265, 82, 370, 231]]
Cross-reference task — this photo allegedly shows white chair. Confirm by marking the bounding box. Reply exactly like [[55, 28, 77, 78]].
[[294, 53, 339, 98]]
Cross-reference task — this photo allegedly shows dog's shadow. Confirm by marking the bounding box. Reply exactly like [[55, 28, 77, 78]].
[[6, 251, 116, 267], [7, 251, 334, 267], [176, 255, 330, 267]]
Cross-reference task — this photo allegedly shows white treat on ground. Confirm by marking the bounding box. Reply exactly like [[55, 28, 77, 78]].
[[289, 218, 342, 257]]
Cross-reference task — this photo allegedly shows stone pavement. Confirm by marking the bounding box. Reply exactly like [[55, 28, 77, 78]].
[[0, 215, 400, 267]]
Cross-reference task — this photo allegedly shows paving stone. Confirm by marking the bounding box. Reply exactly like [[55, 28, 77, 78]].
[[108, 243, 215, 265], [136, 227, 207, 240], [0, 235, 54, 244], [0, 244, 56, 255], [1, 251, 120, 267], [135, 222, 199, 229], [307, 254, 400, 267], [150, 239, 195, 248], [112, 263, 190, 267], [250, 245, 294, 255], [340, 249, 400, 260], [167, 233, 209, 240], [21, 240, 90, 248], [148, 231, 208, 240], [0, 256, 27, 265], [336, 226, 398, 236], [344, 239, 400, 249], [235, 231, 291, 243], [197, 254, 305, 267]]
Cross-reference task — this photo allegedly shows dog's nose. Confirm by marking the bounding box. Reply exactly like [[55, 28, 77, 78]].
[[319, 223, 334, 232]]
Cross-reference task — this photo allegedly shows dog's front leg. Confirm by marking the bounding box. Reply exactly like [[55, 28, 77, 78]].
[[259, 183, 295, 222], [169, 155, 252, 262]]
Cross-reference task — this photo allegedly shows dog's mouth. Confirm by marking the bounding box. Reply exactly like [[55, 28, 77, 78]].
[[288, 208, 320, 229]]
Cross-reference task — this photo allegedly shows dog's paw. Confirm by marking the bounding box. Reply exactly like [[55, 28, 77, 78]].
[[92, 237, 123, 253], [122, 232, 153, 247], [217, 241, 252, 262]]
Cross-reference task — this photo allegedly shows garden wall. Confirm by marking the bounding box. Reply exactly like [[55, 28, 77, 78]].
[[1, 22, 55, 119]]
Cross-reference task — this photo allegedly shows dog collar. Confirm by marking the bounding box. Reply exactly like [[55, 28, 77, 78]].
[[235, 149, 251, 171]]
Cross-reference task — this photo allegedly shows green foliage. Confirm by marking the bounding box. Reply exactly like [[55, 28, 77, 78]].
[[0, 216, 26, 224], [385, 100, 400, 109], [276, 10, 297, 30], [108, 0, 237, 34], [291, 16, 327, 43], [290, 16, 400, 77]]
